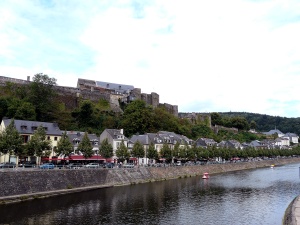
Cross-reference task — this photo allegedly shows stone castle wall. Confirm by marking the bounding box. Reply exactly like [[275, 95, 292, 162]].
[[178, 112, 211, 127], [0, 76, 178, 115]]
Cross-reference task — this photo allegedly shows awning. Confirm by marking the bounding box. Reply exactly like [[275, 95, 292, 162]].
[[65, 155, 108, 161]]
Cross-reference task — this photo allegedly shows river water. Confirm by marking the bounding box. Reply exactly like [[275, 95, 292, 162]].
[[1, 163, 300, 225]]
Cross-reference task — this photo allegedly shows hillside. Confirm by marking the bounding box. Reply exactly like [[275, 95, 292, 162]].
[[218, 112, 300, 134]]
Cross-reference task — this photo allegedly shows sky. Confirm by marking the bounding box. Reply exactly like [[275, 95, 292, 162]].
[[1, 0, 300, 118]]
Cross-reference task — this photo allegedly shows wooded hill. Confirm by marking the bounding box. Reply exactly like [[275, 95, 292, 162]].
[[218, 112, 300, 135]]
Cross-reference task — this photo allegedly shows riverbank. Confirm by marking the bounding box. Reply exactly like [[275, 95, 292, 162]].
[[283, 195, 300, 225], [1, 157, 300, 205]]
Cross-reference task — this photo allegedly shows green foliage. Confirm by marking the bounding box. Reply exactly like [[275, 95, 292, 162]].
[[191, 124, 214, 139], [56, 131, 73, 157], [147, 142, 158, 161], [219, 112, 300, 134], [121, 100, 155, 137], [0, 119, 24, 156], [160, 143, 172, 162], [28, 73, 58, 122], [131, 140, 145, 159], [116, 140, 130, 162], [99, 138, 113, 159], [26, 125, 52, 157], [77, 132, 93, 159]]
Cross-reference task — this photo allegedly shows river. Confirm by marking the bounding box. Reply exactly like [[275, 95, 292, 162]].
[[0, 163, 300, 225]]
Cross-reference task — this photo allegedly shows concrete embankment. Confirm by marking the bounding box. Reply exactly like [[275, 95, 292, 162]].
[[283, 195, 300, 225], [1, 158, 300, 205]]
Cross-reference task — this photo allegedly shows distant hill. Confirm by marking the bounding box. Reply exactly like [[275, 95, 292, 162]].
[[218, 112, 300, 135]]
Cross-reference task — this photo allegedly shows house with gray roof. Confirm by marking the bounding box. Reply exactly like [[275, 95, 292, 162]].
[[129, 131, 194, 164], [66, 131, 99, 154], [283, 133, 299, 144], [218, 140, 243, 149], [195, 138, 217, 148], [99, 129, 129, 163], [262, 129, 284, 137], [248, 140, 268, 149], [0, 118, 62, 164]]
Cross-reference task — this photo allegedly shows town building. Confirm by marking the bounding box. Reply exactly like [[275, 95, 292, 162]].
[[0, 118, 62, 164]]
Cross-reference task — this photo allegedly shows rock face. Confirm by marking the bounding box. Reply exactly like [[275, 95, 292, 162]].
[[0, 158, 299, 200]]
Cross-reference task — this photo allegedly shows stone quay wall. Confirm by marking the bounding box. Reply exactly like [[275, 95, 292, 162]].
[[1, 158, 300, 203]]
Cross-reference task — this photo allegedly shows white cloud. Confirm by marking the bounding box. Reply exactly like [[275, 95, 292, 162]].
[[1, 0, 300, 117]]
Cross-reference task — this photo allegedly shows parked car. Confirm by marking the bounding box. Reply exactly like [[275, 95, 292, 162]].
[[84, 163, 100, 168], [18, 161, 36, 168], [0, 162, 16, 168], [39, 163, 55, 169], [123, 163, 135, 168], [66, 163, 83, 169], [103, 163, 114, 168]]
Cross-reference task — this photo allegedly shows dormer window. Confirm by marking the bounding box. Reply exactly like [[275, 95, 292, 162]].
[[32, 126, 37, 131], [21, 125, 27, 130]]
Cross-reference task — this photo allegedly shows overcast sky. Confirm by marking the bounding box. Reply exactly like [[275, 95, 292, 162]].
[[1, 0, 300, 118]]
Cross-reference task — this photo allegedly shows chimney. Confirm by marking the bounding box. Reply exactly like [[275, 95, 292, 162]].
[[120, 129, 123, 134], [27, 76, 30, 81]]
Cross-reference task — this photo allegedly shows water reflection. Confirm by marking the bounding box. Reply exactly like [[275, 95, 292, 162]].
[[0, 164, 299, 225]]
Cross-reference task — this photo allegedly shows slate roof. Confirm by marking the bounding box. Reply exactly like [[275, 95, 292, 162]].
[[284, 132, 299, 137], [130, 134, 149, 145], [105, 129, 128, 140], [96, 81, 134, 93], [66, 131, 99, 142], [262, 129, 284, 136], [2, 119, 61, 135]]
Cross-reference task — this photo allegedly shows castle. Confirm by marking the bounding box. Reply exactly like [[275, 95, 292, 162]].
[[0, 76, 178, 116]]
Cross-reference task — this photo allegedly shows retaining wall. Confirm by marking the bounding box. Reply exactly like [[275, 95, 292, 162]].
[[1, 158, 300, 203]]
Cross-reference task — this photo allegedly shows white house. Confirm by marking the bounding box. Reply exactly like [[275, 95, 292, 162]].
[[99, 129, 128, 163]]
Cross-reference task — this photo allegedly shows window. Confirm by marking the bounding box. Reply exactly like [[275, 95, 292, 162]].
[[47, 136, 50, 140], [54, 137, 58, 141]]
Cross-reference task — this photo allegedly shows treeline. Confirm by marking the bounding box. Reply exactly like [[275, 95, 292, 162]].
[[0, 74, 293, 142], [217, 112, 300, 134]]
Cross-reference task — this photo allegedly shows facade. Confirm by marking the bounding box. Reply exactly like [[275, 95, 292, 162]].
[[218, 140, 243, 149], [130, 131, 194, 165], [99, 129, 128, 163], [283, 133, 299, 144], [0, 118, 62, 164], [195, 138, 217, 148]]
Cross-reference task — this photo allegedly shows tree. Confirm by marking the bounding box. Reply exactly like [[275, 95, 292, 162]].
[[173, 142, 180, 160], [77, 100, 95, 128], [116, 140, 130, 163], [230, 116, 250, 130], [26, 125, 52, 158], [160, 143, 172, 163], [0, 119, 23, 161], [56, 131, 73, 158], [121, 100, 155, 137], [147, 142, 158, 163], [131, 140, 145, 165], [14, 102, 36, 120], [211, 112, 223, 126], [28, 73, 57, 121], [99, 138, 114, 161], [250, 120, 257, 130], [77, 132, 93, 160]]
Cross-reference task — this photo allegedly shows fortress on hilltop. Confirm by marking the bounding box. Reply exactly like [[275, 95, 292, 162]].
[[0, 76, 178, 116]]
